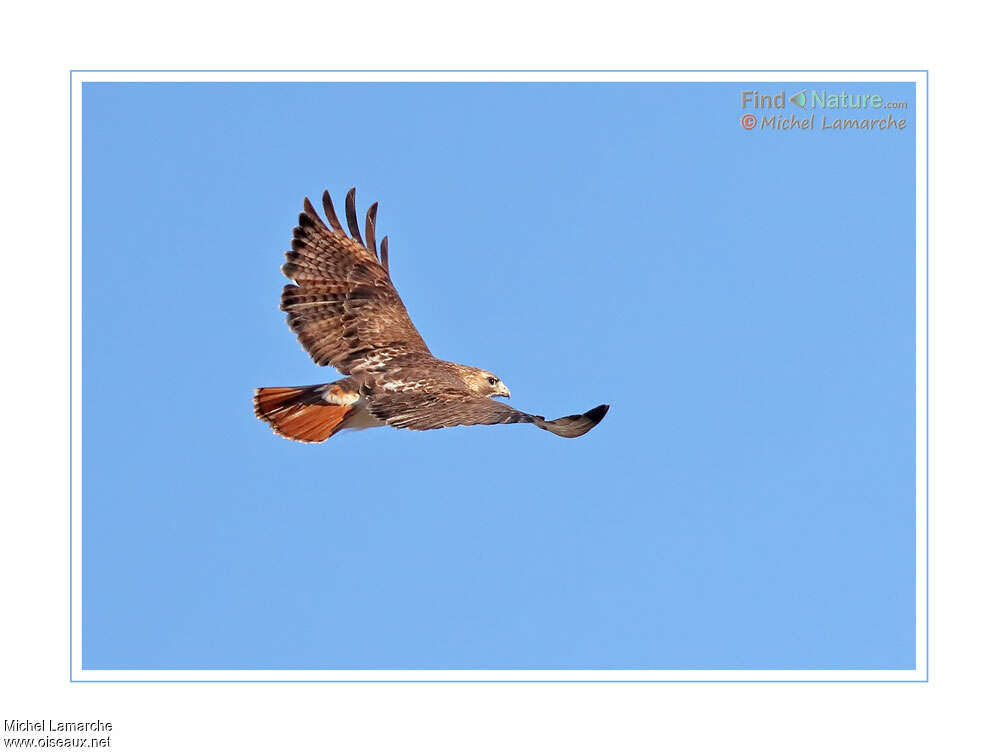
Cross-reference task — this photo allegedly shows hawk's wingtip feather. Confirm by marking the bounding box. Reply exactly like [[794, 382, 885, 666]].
[[344, 187, 363, 242], [586, 404, 610, 423]]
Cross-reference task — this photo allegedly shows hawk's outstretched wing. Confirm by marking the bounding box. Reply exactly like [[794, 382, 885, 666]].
[[279, 188, 431, 374], [368, 390, 610, 438]]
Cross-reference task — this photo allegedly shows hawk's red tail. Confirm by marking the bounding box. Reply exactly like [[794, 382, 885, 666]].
[[253, 385, 351, 443]]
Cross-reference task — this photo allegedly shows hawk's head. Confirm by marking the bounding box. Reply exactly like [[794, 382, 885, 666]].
[[461, 368, 511, 399]]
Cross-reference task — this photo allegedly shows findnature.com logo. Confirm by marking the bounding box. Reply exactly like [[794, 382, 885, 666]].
[[740, 88, 909, 132]]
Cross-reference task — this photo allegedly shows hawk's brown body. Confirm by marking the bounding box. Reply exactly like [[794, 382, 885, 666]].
[[254, 188, 608, 443]]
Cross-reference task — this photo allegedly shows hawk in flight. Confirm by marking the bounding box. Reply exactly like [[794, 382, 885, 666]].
[[254, 188, 609, 443]]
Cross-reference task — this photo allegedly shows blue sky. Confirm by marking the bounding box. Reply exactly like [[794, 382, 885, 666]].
[[81, 81, 916, 670]]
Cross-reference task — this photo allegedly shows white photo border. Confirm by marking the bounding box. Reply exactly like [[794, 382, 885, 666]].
[[70, 69, 928, 682]]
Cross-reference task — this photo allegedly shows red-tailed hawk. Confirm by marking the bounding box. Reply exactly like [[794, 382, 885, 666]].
[[254, 188, 609, 443]]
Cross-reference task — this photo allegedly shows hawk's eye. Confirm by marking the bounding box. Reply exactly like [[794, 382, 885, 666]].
[[487, 377, 498, 386]]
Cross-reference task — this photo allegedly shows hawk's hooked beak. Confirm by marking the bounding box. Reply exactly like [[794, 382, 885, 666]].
[[496, 383, 511, 399]]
